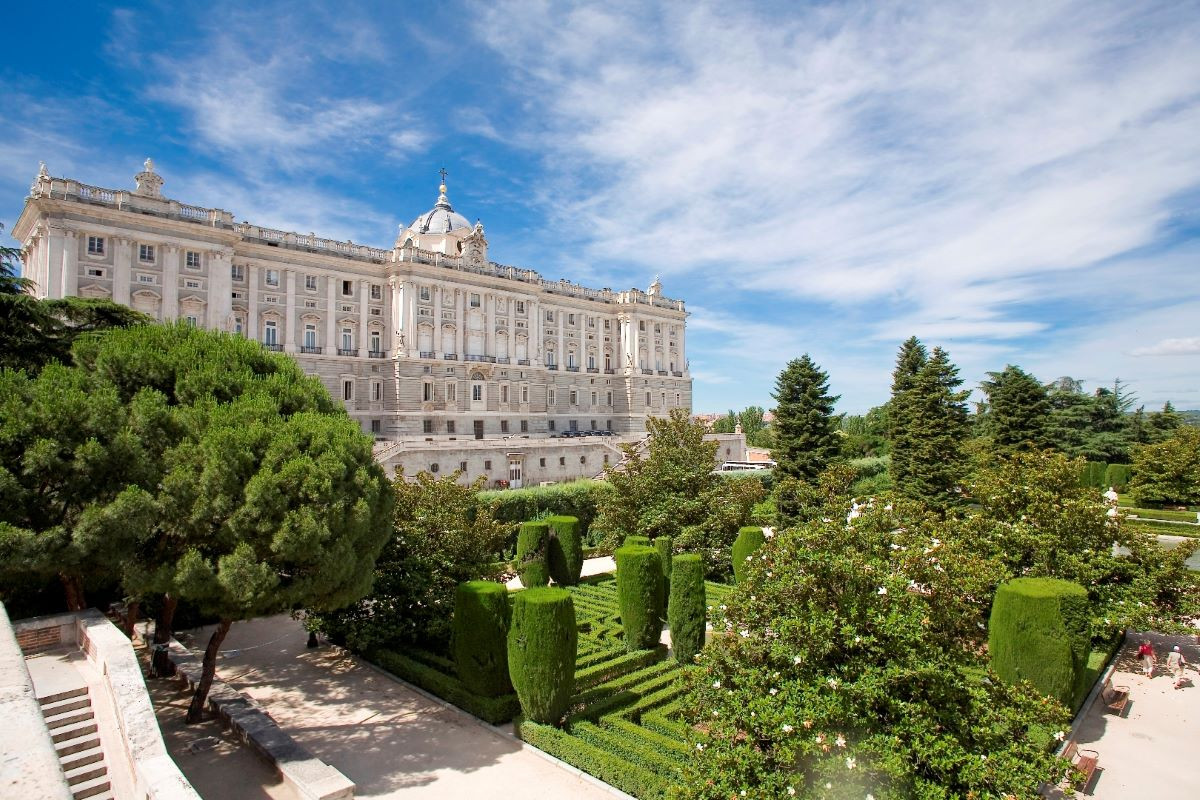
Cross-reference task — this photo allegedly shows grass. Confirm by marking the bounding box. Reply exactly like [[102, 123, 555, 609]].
[[1069, 636, 1124, 713], [1126, 519, 1200, 538], [1125, 507, 1199, 523]]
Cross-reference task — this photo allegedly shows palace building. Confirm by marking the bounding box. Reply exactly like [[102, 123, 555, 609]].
[[12, 161, 731, 485]]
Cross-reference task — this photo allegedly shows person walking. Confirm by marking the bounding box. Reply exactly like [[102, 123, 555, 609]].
[[1137, 639, 1156, 676], [1166, 645, 1188, 689]]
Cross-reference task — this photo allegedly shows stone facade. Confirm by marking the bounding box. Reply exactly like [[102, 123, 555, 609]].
[[12, 161, 693, 452]]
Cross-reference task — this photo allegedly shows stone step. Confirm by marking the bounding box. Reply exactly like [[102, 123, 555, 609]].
[[55, 733, 101, 757], [63, 760, 107, 786], [45, 707, 95, 730], [38, 685, 89, 706], [70, 773, 111, 800], [40, 696, 92, 717], [59, 745, 105, 773], [51, 719, 99, 745]]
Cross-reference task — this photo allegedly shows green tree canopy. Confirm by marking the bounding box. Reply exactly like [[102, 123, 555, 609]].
[[979, 364, 1050, 453], [892, 344, 969, 510], [886, 337, 927, 489], [1128, 425, 1200, 508], [771, 355, 841, 484]]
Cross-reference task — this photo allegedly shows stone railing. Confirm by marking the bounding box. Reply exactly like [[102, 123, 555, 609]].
[[38, 178, 236, 228], [233, 224, 391, 262]]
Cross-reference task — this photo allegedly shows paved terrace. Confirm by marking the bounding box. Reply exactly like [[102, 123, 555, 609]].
[[179, 615, 617, 799], [1067, 632, 1200, 796]]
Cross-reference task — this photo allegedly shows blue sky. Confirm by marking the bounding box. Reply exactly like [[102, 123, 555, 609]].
[[4, 0, 1199, 413]]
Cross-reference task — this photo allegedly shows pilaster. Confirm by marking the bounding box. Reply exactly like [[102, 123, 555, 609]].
[[162, 245, 179, 321], [113, 237, 132, 305], [61, 230, 78, 298], [454, 289, 464, 357], [247, 265, 259, 340], [485, 293, 496, 357], [284, 269, 297, 352], [359, 279, 370, 357], [325, 277, 337, 353]]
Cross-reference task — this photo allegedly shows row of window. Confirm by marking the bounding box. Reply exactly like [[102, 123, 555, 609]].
[[427, 452, 611, 475], [341, 378, 384, 403], [86, 235, 204, 269], [258, 322, 382, 353]]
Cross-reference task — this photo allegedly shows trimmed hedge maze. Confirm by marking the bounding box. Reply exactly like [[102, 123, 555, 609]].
[[518, 574, 735, 799]]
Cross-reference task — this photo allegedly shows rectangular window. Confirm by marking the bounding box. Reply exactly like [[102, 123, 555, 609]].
[[304, 325, 316, 348], [304, 299, 317, 308], [569, 390, 578, 405], [548, 420, 556, 432], [370, 284, 382, 300], [185, 251, 201, 268], [184, 279, 201, 289], [137, 274, 155, 284], [184, 315, 198, 327], [472, 384, 482, 402], [520, 420, 528, 433], [484, 460, 492, 470], [372, 381, 382, 402], [87, 236, 105, 255], [591, 392, 597, 405], [460, 461, 468, 473], [343, 381, 354, 401], [420, 286, 431, 301], [447, 383, 457, 402], [516, 300, 526, 314], [305, 275, 317, 291], [559, 457, 566, 466], [138, 244, 155, 262], [341, 328, 353, 351], [470, 293, 481, 308], [86, 267, 104, 277], [522, 386, 529, 403], [423, 382, 432, 402], [447, 421, 455, 434], [501, 385, 509, 404], [548, 390, 556, 407], [370, 331, 381, 353], [545, 310, 554, 322], [235, 316, 244, 335], [500, 420, 509, 433], [646, 391, 652, 406], [371, 419, 381, 434], [607, 391, 613, 406], [604, 319, 611, 330], [342, 280, 353, 296], [231, 264, 244, 281], [265, 269, 279, 287], [639, 320, 645, 331], [264, 321, 278, 346], [423, 419, 433, 434]]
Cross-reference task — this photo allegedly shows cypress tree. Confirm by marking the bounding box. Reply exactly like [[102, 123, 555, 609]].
[[887, 337, 928, 489], [903, 346, 970, 510], [771, 354, 841, 482], [980, 365, 1050, 453]]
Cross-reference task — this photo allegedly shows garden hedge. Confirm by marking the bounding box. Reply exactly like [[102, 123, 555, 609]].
[[1079, 461, 1108, 489], [1105, 463, 1133, 491], [667, 554, 705, 664], [507, 587, 577, 725], [516, 521, 551, 587], [452, 581, 512, 697], [481, 479, 613, 539], [732, 526, 767, 584], [615, 545, 664, 651], [515, 719, 667, 799], [624, 535, 652, 548], [547, 515, 584, 586], [654, 536, 673, 582], [988, 577, 1090, 705], [369, 647, 519, 724]]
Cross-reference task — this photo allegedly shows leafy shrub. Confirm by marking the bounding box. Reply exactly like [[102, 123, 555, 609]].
[[369, 647, 519, 724], [731, 526, 766, 584], [654, 536, 673, 581], [1129, 426, 1200, 507], [516, 521, 551, 587], [624, 535, 652, 547], [546, 515, 584, 586], [515, 720, 666, 799], [615, 545, 664, 651], [714, 469, 774, 492], [452, 581, 511, 697], [481, 480, 614, 551], [1104, 463, 1133, 491], [988, 577, 1090, 705], [1079, 460, 1108, 488], [667, 554, 705, 664], [507, 587, 577, 725]]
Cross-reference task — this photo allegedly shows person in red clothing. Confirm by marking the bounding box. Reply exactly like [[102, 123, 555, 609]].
[[1137, 640, 1156, 676]]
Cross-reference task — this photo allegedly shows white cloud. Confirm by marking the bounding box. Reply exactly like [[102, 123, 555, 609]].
[[1131, 338, 1200, 357]]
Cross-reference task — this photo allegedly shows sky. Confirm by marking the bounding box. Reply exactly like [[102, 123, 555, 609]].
[[3, 0, 1199, 414]]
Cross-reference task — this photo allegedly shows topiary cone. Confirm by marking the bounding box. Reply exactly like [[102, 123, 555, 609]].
[[546, 515, 584, 586], [507, 587, 577, 725], [668, 553, 705, 664], [516, 521, 551, 587], [453, 581, 512, 697], [988, 577, 1090, 705], [615, 544, 664, 651], [732, 526, 767, 584]]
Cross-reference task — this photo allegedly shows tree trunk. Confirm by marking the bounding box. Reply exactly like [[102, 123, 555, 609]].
[[306, 631, 319, 648], [185, 618, 232, 724], [121, 600, 139, 640], [152, 594, 179, 678], [61, 573, 86, 611]]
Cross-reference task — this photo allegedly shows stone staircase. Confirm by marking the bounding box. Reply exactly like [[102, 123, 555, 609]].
[[39, 685, 114, 800]]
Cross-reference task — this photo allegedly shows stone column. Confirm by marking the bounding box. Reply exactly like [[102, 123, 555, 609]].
[[557, 309, 565, 369], [61, 230, 78, 299], [631, 316, 641, 372], [162, 245, 179, 321], [359, 279, 370, 356], [113, 237, 132, 305], [389, 278, 404, 355], [247, 265, 259, 340], [207, 250, 233, 331], [434, 285, 444, 355], [485, 293, 496, 357], [44, 228, 65, 300], [326, 276, 337, 352], [454, 289, 464, 357], [529, 298, 540, 361], [405, 280, 417, 352], [678, 323, 686, 373], [284, 269, 298, 352]]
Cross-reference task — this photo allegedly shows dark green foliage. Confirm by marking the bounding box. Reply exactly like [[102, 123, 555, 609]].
[[516, 720, 667, 799], [731, 527, 766, 584], [507, 587, 577, 725], [517, 521, 551, 587], [615, 545, 664, 651], [453, 581, 512, 697], [838, 405, 890, 458], [892, 343, 970, 510], [1045, 377, 1138, 463], [1105, 464, 1133, 491], [980, 365, 1050, 453], [667, 554, 705, 664], [771, 354, 841, 486], [988, 577, 1090, 705], [710, 406, 773, 448], [370, 647, 519, 724], [887, 336, 928, 489], [654, 536, 673, 582], [1130, 426, 1200, 507], [546, 515, 584, 586], [481, 480, 614, 550], [624, 535, 652, 548], [1079, 461, 1108, 488]]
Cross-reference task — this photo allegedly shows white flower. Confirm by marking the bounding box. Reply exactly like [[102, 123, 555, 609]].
[[828, 677, 839, 688], [794, 655, 802, 665], [713, 680, 721, 688], [745, 555, 753, 561], [719, 604, 727, 611], [867, 795, 875, 800], [782, 723, 794, 733], [787, 788, 796, 796], [769, 687, 778, 695], [1054, 730, 1065, 742], [815, 733, 825, 744], [877, 586, 887, 595], [890, 543, 901, 550], [825, 783, 832, 790], [696, 743, 704, 751], [846, 756, 856, 769], [750, 595, 756, 601], [712, 710, 719, 717], [835, 734, 846, 748], [739, 629, 750, 638], [854, 636, 861, 644]]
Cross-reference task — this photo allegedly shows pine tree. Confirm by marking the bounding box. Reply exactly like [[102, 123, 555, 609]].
[[1148, 401, 1182, 443], [903, 347, 970, 510], [771, 354, 841, 483], [887, 337, 928, 489], [979, 365, 1050, 453]]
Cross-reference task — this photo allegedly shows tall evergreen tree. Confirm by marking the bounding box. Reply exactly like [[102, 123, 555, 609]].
[[771, 354, 842, 483], [979, 365, 1050, 453], [887, 337, 928, 488], [1148, 401, 1182, 443], [903, 347, 970, 509]]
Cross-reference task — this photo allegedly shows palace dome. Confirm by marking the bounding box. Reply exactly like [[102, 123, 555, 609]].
[[409, 181, 471, 235]]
